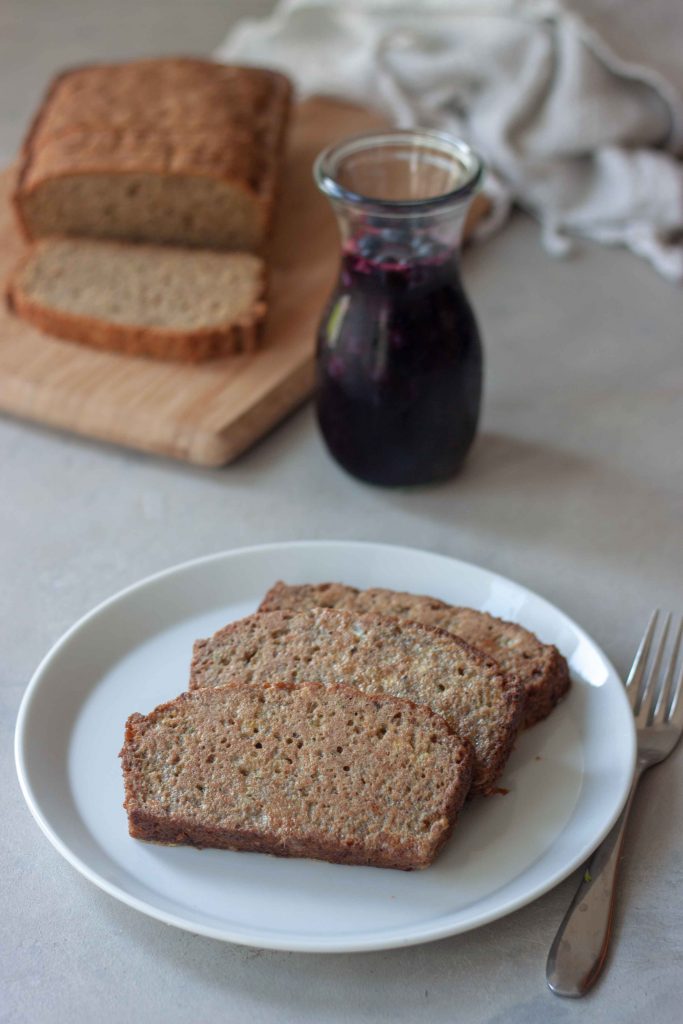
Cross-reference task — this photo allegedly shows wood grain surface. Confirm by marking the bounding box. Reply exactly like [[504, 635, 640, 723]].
[[0, 98, 486, 467]]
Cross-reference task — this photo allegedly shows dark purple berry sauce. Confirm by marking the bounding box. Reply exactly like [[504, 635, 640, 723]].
[[316, 241, 482, 486]]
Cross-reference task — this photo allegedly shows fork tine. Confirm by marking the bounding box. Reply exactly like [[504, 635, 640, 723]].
[[638, 614, 670, 726], [626, 609, 659, 709], [667, 640, 683, 731], [654, 618, 683, 724]]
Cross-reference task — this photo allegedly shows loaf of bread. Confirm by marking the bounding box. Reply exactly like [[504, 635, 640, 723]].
[[13, 58, 292, 251], [190, 608, 523, 796], [260, 582, 570, 727], [7, 238, 266, 361], [120, 681, 473, 870]]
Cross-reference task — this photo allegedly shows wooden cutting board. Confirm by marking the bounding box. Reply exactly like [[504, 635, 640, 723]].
[[0, 99, 486, 466]]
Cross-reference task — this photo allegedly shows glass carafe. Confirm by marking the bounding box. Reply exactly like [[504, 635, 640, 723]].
[[314, 130, 484, 487]]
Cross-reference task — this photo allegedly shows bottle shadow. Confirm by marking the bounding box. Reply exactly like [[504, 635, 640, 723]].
[[360, 428, 679, 590]]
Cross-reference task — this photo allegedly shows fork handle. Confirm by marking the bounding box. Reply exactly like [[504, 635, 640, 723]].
[[546, 765, 644, 997]]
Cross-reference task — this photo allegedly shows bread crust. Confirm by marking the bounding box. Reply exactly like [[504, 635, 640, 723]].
[[260, 582, 570, 728], [120, 681, 473, 871]]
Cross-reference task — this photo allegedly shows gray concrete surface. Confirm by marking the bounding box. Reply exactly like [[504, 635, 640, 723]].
[[1, 2, 682, 1023]]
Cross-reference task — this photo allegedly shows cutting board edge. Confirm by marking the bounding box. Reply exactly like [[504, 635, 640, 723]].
[[0, 351, 315, 466], [188, 353, 316, 466]]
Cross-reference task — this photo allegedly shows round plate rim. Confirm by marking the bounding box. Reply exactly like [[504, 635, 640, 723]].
[[14, 540, 637, 952]]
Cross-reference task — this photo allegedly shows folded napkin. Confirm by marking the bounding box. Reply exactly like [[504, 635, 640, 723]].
[[216, 0, 683, 282]]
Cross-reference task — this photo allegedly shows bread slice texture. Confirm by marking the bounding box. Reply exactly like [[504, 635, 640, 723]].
[[260, 582, 570, 728], [190, 609, 523, 796], [14, 59, 292, 251], [7, 238, 266, 361], [120, 681, 473, 871]]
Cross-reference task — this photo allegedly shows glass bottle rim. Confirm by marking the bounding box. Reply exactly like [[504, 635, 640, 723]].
[[314, 129, 483, 214]]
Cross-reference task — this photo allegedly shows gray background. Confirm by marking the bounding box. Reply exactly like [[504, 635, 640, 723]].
[[1, 2, 681, 1022]]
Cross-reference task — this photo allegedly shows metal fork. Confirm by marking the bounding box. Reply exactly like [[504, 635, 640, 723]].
[[546, 610, 683, 998]]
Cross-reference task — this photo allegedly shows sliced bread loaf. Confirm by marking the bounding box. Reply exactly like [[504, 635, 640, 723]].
[[14, 59, 292, 251], [6, 238, 266, 361], [120, 681, 473, 870], [260, 582, 570, 727], [190, 608, 523, 796]]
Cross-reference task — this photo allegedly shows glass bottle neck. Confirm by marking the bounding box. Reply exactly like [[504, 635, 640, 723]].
[[331, 199, 471, 267]]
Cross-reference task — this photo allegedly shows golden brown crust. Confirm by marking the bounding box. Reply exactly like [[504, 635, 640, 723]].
[[6, 238, 267, 362], [120, 681, 473, 871], [13, 58, 293, 246], [260, 582, 571, 728], [27, 59, 291, 141]]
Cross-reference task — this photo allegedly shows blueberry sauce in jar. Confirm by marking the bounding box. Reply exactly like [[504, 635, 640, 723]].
[[316, 240, 482, 486]]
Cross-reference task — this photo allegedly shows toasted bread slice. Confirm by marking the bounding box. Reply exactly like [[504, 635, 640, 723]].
[[120, 681, 473, 870], [260, 582, 570, 727], [190, 608, 523, 796]]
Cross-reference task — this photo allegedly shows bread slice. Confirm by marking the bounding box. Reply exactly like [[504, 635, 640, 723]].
[[6, 238, 266, 361], [190, 609, 523, 796], [14, 59, 292, 251], [120, 681, 473, 871], [260, 582, 570, 728]]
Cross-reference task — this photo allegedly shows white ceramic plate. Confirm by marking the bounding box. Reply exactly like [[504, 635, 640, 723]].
[[15, 541, 635, 953]]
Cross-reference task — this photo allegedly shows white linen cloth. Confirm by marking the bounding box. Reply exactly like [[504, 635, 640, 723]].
[[216, 0, 683, 282]]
